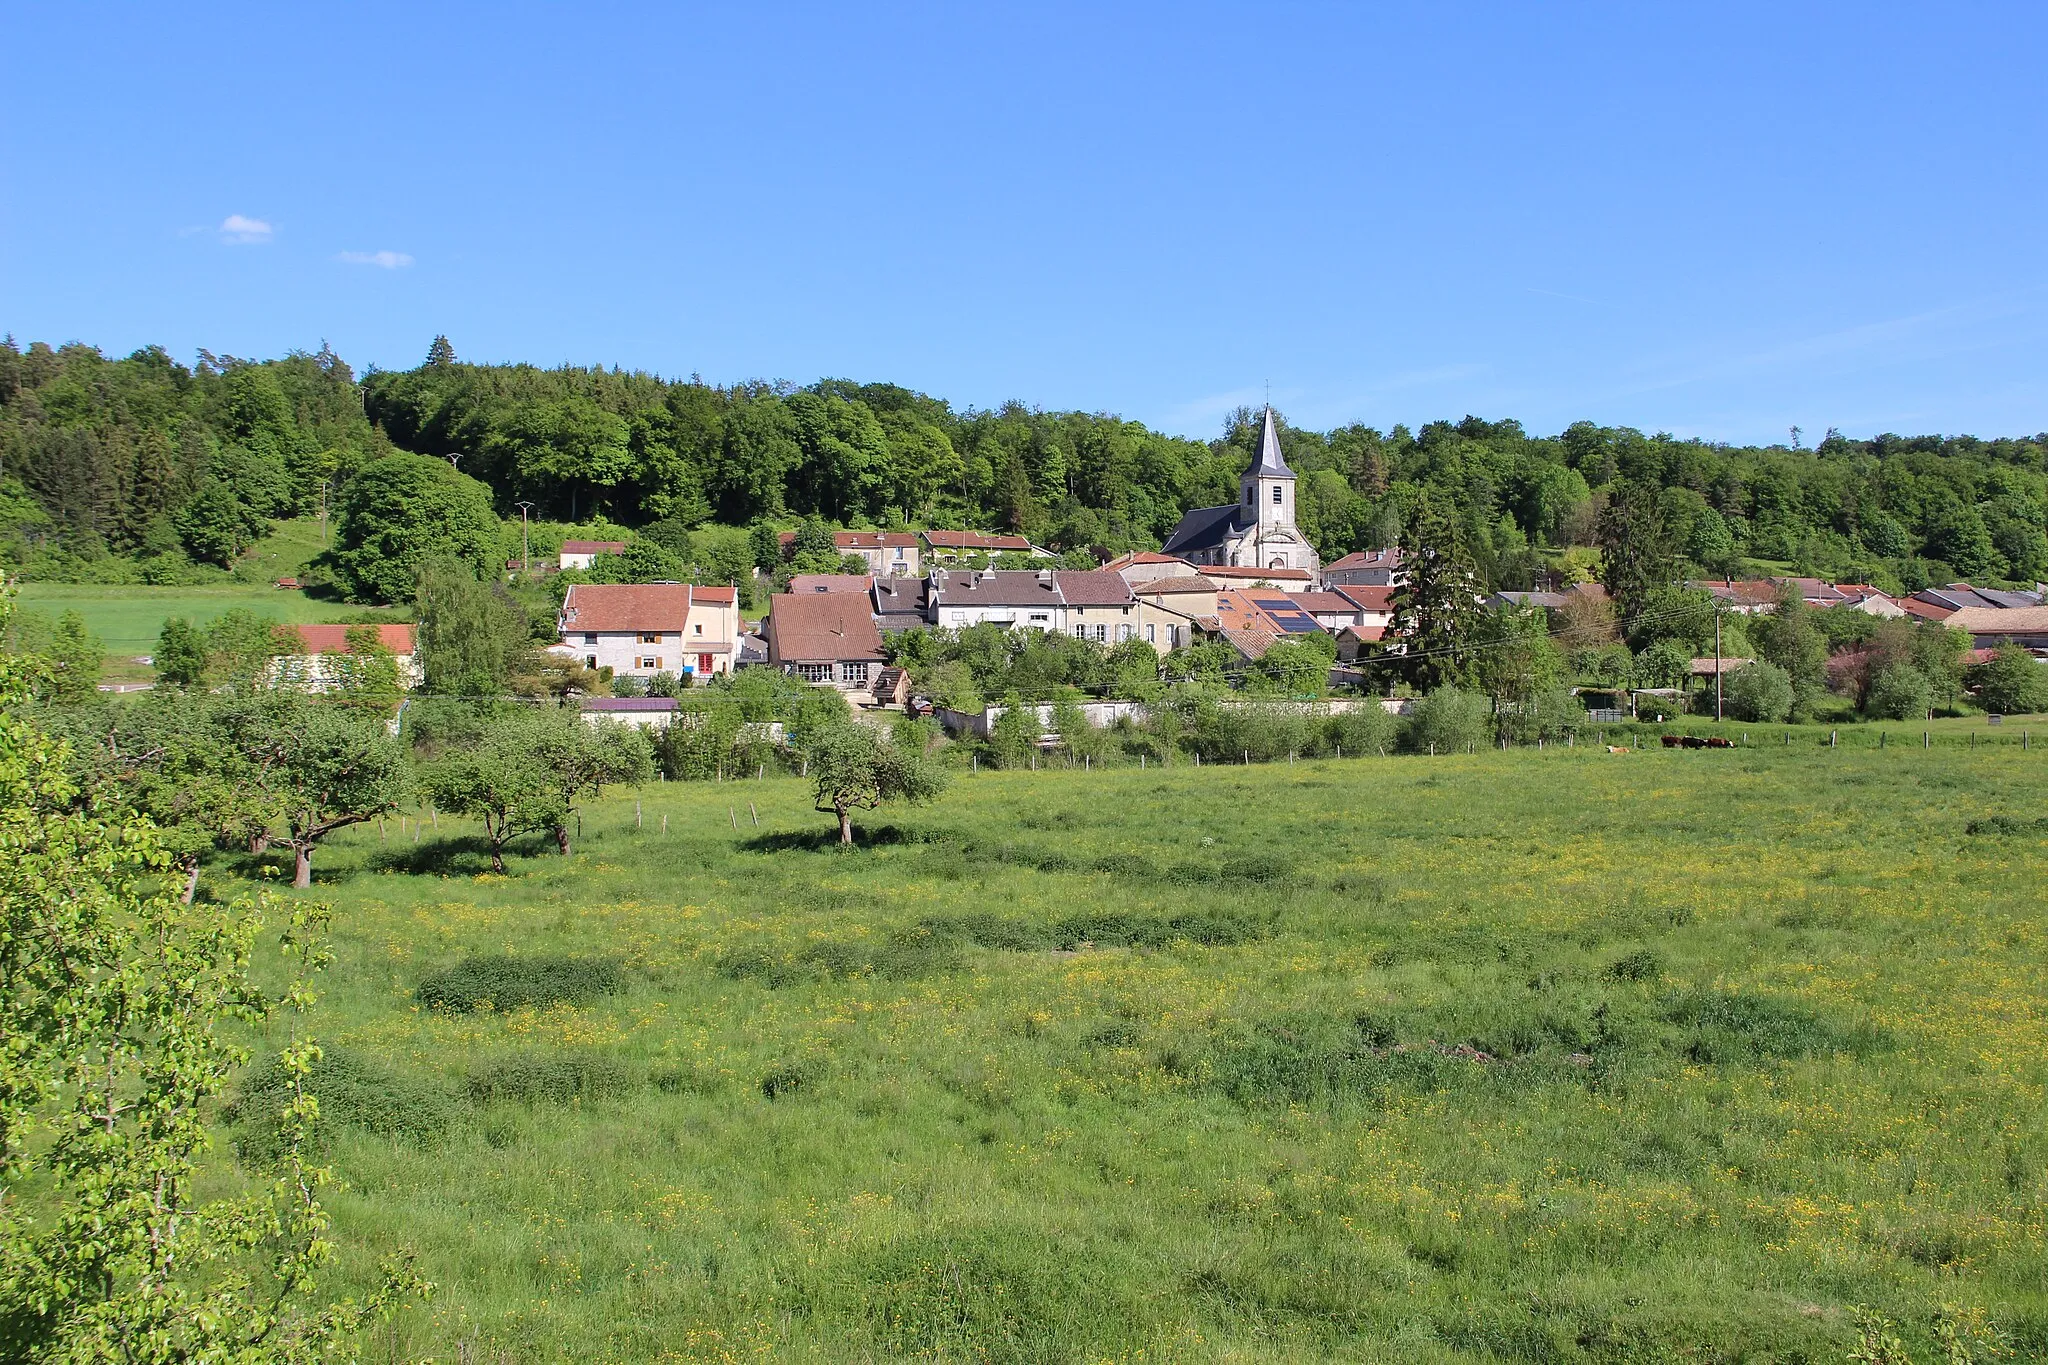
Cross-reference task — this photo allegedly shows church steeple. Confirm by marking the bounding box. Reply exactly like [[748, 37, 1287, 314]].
[[1247, 405, 1295, 479]]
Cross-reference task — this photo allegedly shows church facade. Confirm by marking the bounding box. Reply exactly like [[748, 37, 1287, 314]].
[[1158, 407, 1321, 578]]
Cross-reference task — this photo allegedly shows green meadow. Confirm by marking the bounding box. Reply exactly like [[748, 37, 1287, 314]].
[[18, 519, 404, 677], [224, 745, 2047, 1363]]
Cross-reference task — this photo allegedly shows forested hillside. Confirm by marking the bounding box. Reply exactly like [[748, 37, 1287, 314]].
[[5, 333, 2046, 598]]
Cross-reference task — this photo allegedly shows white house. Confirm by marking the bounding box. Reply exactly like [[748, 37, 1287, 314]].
[[556, 582, 739, 681], [558, 539, 628, 571], [1158, 407, 1321, 578], [929, 568, 1062, 630], [269, 624, 422, 692]]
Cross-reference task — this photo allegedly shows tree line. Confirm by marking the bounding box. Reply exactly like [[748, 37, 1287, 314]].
[[5, 333, 2048, 598]]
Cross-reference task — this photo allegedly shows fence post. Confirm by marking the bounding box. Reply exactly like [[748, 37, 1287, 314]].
[[636, 800, 643, 828], [1428, 743, 1435, 757], [1831, 731, 1837, 749], [1140, 754, 1145, 770], [972, 753, 978, 772], [1336, 744, 1342, 760], [750, 803, 758, 826], [1086, 754, 1091, 771], [1879, 732, 1886, 749], [1243, 750, 1249, 765], [1924, 730, 1929, 749], [728, 808, 736, 830], [662, 813, 668, 835]]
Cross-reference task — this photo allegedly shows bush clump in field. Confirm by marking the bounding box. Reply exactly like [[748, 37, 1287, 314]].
[[716, 930, 961, 987], [1660, 988, 1888, 1063], [1966, 814, 2048, 835], [1606, 949, 1663, 982], [416, 954, 625, 1013], [229, 1046, 457, 1158], [1400, 687, 1493, 754], [918, 913, 1060, 951], [464, 1054, 635, 1105], [1055, 909, 1265, 949]]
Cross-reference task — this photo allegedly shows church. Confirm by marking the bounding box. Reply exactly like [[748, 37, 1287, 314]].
[[1159, 407, 1321, 578]]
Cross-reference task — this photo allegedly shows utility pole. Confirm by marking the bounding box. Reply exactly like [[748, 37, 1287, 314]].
[[1713, 601, 1724, 723], [513, 501, 536, 572]]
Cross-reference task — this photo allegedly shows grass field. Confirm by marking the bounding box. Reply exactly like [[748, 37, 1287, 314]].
[[215, 745, 2048, 1363], [18, 519, 404, 679]]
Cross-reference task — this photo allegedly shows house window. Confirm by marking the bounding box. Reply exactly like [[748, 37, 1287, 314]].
[[1272, 485, 1283, 505], [584, 655, 598, 669], [1094, 624, 1107, 642], [1029, 613, 1048, 624], [638, 632, 661, 645], [797, 663, 832, 683], [639, 656, 659, 670], [582, 632, 598, 645], [1170, 626, 1183, 648], [840, 661, 869, 684], [1117, 624, 1133, 642], [1145, 624, 1155, 643], [694, 623, 703, 635]]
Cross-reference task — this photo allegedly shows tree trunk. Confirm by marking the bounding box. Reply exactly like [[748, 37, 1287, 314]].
[[248, 830, 270, 855], [490, 840, 507, 874], [293, 844, 313, 889], [181, 859, 201, 905], [556, 824, 571, 857], [837, 804, 853, 846]]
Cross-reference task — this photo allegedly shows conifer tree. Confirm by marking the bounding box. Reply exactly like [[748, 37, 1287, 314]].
[[1391, 492, 1484, 689]]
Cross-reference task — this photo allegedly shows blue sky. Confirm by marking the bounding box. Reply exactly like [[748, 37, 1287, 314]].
[[3, 2, 2043, 444]]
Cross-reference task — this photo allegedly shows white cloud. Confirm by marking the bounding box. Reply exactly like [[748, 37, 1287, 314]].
[[218, 214, 273, 244], [338, 249, 414, 269]]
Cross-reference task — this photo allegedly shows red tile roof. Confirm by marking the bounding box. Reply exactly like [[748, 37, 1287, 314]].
[[559, 583, 730, 633], [560, 540, 628, 554], [765, 592, 885, 664], [775, 530, 919, 550], [923, 530, 1035, 551], [1335, 585, 1396, 612], [1201, 564, 1314, 583], [287, 624, 416, 655], [1102, 551, 1190, 569], [1290, 591, 1361, 614], [1899, 597, 1955, 621], [1134, 576, 1221, 595], [1326, 549, 1403, 571]]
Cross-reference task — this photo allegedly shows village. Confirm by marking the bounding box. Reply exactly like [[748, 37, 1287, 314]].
[[269, 410, 2048, 738]]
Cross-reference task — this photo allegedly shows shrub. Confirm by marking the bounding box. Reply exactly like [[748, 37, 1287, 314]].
[[1721, 661, 1793, 723], [1865, 663, 1931, 720], [464, 1054, 635, 1105], [1606, 949, 1663, 982], [1660, 988, 1886, 1063], [1400, 687, 1492, 754], [1965, 814, 2048, 836], [1324, 704, 1398, 756], [416, 954, 625, 1013], [228, 1046, 457, 1158], [1969, 642, 2048, 714]]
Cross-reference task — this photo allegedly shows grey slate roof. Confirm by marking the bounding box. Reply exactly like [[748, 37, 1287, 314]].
[[930, 569, 1061, 609], [1159, 503, 1253, 557], [1249, 406, 1296, 479], [871, 576, 931, 630]]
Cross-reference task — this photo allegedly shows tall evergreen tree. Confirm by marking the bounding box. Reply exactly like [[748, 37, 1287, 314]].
[[1391, 492, 1485, 689]]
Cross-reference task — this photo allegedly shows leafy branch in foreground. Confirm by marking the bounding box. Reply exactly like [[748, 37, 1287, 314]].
[[0, 589, 430, 1361]]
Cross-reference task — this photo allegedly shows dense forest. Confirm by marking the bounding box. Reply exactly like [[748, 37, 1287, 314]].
[[4, 334, 2046, 598]]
